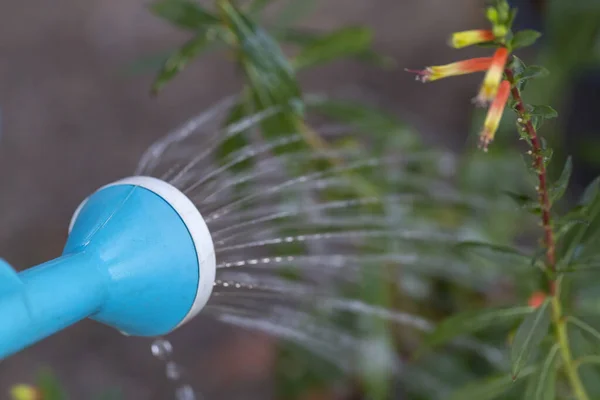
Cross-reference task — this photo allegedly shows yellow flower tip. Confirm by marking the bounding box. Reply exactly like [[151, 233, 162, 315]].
[[449, 30, 495, 49], [478, 79, 511, 152], [473, 82, 498, 106], [10, 385, 40, 400], [475, 47, 509, 106]]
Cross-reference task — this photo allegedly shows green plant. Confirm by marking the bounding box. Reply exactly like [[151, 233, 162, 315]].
[[407, 1, 600, 398]]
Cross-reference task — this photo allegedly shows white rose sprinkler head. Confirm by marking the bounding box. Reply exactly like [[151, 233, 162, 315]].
[[0, 176, 216, 359]]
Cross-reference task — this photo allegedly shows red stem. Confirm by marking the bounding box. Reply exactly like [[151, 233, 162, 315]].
[[505, 68, 556, 292]]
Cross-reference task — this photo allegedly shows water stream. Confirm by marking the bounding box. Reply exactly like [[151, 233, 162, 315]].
[[135, 99, 509, 397]]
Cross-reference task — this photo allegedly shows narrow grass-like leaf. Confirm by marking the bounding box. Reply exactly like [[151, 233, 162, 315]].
[[276, 29, 394, 68], [149, 0, 220, 29], [448, 367, 536, 400], [151, 33, 212, 94], [550, 156, 572, 203], [569, 317, 600, 344], [510, 299, 551, 378], [219, 0, 302, 144], [555, 219, 589, 243], [560, 177, 600, 265], [529, 344, 560, 400], [581, 177, 600, 206], [576, 355, 600, 367], [294, 27, 373, 69], [423, 306, 532, 350], [457, 241, 537, 269], [215, 97, 254, 173]]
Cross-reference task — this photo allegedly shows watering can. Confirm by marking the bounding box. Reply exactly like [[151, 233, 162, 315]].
[[0, 177, 216, 359]]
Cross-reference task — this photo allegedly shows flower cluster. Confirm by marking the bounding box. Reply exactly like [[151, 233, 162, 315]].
[[407, 29, 511, 151]]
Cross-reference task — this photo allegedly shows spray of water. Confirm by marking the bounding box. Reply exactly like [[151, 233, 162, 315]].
[[139, 98, 509, 395]]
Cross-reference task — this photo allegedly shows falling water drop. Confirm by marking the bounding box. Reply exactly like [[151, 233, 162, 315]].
[[166, 361, 183, 381], [175, 384, 197, 400], [151, 338, 173, 361]]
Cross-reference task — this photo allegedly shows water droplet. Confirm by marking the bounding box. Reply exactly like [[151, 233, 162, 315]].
[[166, 361, 182, 380], [176, 384, 196, 400], [151, 339, 173, 360]]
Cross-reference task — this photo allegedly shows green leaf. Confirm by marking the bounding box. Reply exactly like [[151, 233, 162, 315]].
[[216, 97, 254, 173], [457, 241, 537, 269], [568, 325, 600, 397], [449, 367, 536, 400], [219, 0, 302, 143], [127, 38, 224, 76], [517, 65, 550, 82], [423, 306, 532, 350], [506, 6, 518, 27], [151, 33, 213, 94], [569, 317, 600, 344], [277, 29, 394, 68], [555, 219, 589, 243], [149, 0, 220, 30], [529, 105, 558, 119], [293, 27, 374, 69], [510, 55, 527, 75], [581, 176, 600, 206], [531, 115, 544, 131], [527, 344, 560, 400], [550, 156, 573, 203], [125, 51, 173, 75], [511, 30, 542, 49], [559, 177, 600, 265], [510, 299, 551, 378], [37, 370, 67, 400]]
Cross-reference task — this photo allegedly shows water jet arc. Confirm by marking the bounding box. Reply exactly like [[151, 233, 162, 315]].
[[0, 176, 216, 359]]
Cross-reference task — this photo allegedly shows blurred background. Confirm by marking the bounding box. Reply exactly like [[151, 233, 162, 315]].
[[0, 0, 598, 398]]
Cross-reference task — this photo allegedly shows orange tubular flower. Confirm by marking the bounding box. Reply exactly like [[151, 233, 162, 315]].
[[450, 29, 495, 49], [406, 57, 493, 82], [475, 47, 509, 105], [479, 79, 511, 151], [528, 291, 547, 309]]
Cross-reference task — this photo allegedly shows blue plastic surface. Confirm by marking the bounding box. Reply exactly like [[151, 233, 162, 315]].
[[0, 184, 199, 359]]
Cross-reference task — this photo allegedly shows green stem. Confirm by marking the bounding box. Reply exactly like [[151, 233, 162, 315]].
[[505, 67, 589, 400], [551, 296, 589, 400]]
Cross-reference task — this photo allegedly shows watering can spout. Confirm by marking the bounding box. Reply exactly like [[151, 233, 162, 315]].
[[0, 177, 216, 359]]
